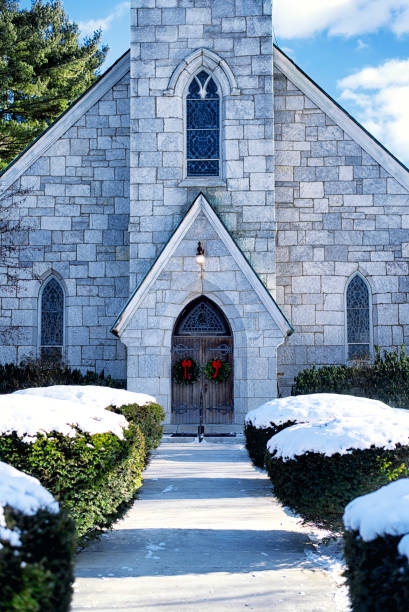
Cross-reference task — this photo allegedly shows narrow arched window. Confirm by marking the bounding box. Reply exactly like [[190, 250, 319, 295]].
[[346, 274, 371, 360], [40, 278, 64, 361], [186, 70, 220, 177]]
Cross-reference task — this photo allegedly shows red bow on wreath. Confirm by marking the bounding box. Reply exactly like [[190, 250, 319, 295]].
[[182, 358, 192, 380], [212, 359, 222, 378]]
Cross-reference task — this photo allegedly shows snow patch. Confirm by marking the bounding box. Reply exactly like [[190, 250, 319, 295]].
[[0, 393, 129, 442], [0, 462, 58, 549], [246, 393, 395, 429], [14, 385, 156, 409], [267, 412, 409, 461], [344, 479, 409, 561]]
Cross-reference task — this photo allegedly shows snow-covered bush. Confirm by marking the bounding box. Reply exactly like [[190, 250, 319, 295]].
[[15, 384, 164, 454], [245, 393, 393, 468], [265, 409, 409, 529], [0, 462, 75, 611], [343, 480, 409, 611], [0, 393, 146, 542], [107, 402, 165, 454]]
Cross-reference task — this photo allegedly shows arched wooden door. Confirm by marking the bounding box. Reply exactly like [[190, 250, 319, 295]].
[[172, 297, 233, 425]]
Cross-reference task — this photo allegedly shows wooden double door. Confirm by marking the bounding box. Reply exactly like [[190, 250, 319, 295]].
[[171, 298, 233, 425]]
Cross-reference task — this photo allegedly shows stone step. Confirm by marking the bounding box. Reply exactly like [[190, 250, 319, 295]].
[[161, 434, 244, 444]]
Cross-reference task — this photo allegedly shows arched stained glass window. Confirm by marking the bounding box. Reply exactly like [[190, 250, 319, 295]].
[[346, 274, 371, 360], [186, 70, 220, 177], [40, 278, 64, 361]]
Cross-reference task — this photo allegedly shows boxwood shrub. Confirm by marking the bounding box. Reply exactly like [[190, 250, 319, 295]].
[[343, 531, 409, 611], [107, 402, 165, 454], [0, 358, 124, 395], [0, 505, 75, 611], [244, 420, 295, 469], [0, 424, 145, 543], [265, 445, 409, 530], [292, 345, 409, 409]]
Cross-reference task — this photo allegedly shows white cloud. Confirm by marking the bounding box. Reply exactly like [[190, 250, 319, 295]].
[[78, 2, 130, 37], [274, 0, 409, 39], [337, 58, 409, 164], [356, 38, 369, 49]]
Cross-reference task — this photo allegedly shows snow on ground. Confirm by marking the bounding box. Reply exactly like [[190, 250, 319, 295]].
[[0, 461, 58, 549], [13, 385, 156, 409], [0, 394, 129, 442], [246, 393, 396, 429], [344, 479, 409, 561], [267, 411, 409, 461]]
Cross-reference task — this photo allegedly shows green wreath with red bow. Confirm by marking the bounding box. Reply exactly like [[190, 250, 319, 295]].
[[173, 357, 200, 385], [204, 358, 231, 384]]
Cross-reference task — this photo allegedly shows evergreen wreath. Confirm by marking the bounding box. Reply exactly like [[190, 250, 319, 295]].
[[173, 357, 200, 385], [204, 358, 231, 383]]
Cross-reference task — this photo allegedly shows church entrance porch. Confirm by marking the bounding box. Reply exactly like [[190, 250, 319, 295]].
[[112, 194, 292, 430], [171, 297, 233, 426]]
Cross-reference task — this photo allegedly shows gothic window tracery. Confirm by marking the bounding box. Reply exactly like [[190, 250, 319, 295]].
[[40, 277, 64, 361], [186, 70, 220, 176], [346, 274, 371, 360], [175, 298, 230, 336]]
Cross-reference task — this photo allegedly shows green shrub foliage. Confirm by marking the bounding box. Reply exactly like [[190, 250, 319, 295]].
[[0, 507, 75, 612], [0, 358, 124, 394], [343, 530, 409, 612], [244, 421, 295, 469], [0, 424, 145, 543], [265, 446, 409, 530], [292, 345, 409, 409], [107, 402, 165, 454]]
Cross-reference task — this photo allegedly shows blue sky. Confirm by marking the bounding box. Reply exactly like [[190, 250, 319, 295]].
[[20, 0, 409, 165]]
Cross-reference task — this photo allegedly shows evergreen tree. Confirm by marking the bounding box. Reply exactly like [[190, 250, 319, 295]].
[[0, 0, 108, 170]]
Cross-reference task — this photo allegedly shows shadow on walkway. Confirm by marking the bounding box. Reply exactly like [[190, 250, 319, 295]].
[[76, 527, 312, 579]]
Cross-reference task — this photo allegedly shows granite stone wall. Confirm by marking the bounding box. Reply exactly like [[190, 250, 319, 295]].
[[274, 66, 409, 395], [129, 0, 276, 294], [0, 74, 131, 379]]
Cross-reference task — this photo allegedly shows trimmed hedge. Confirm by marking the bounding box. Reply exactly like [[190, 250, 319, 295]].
[[244, 420, 295, 469], [292, 345, 409, 409], [0, 507, 75, 611], [0, 358, 124, 395], [343, 530, 409, 612], [0, 424, 145, 543], [107, 402, 165, 454], [265, 446, 409, 530]]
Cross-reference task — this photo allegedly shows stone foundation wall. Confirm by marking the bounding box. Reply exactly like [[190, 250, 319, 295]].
[[274, 67, 409, 395]]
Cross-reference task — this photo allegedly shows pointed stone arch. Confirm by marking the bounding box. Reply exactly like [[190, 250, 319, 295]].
[[164, 48, 240, 98]]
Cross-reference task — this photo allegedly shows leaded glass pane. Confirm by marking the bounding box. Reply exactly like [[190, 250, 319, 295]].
[[346, 275, 370, 359], [176, 299, 230, 336], [186, 71, 220, 177], [347, 307, 369, 343], [187, 100, 219, 130], [41, 278, 64, 348], [187, 129, 219, 159], [187, 160, 219, 176], [347, 275, 369, 308], [348, 344, 370, 360]]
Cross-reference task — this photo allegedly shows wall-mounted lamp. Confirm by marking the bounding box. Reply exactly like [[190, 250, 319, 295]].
[[195, 241, 205, 266], [196, 241, 205, 285]]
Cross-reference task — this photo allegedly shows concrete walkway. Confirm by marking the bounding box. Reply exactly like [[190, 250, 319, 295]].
[[72, 442, 339, 611]]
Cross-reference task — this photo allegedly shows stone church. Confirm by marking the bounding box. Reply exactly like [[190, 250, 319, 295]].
[[0, 0, 408, 430]]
